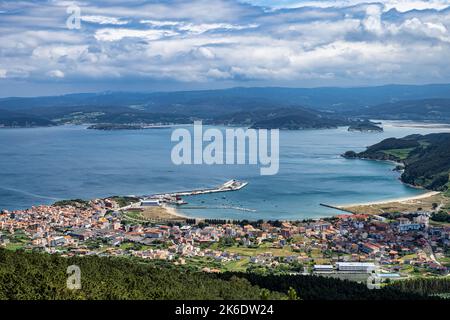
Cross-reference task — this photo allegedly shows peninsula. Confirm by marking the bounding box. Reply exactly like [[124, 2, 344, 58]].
[[342, 133, 450, 193]]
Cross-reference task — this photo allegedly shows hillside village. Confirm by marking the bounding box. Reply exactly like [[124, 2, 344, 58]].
[[1, 197, 449, 280]]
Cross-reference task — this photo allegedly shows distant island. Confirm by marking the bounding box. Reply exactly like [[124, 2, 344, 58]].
[[87, 124, 148, 130], [87, 123, 178, 130], [348, 121, 383, 132], [343, 133, 450, 192], [211, 108, 352, 130]]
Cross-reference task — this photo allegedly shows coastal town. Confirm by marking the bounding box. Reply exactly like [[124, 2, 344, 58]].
[[1, 192, 449, 281]]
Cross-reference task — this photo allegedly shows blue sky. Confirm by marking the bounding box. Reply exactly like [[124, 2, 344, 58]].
[[1, 0, 450, 96]]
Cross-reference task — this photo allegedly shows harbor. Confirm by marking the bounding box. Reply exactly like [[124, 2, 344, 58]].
[[146, 180, 248, 206], [116, 180, 251, 223]]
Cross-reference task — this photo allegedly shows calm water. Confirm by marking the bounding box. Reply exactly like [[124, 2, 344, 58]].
[[1, 122, 449, 220]]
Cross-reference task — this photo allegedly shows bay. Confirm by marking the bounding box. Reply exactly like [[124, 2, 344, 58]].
[[1, 121, 449, 220]]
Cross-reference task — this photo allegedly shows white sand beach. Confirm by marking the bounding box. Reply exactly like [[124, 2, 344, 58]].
[[338, 191, 441, 208]]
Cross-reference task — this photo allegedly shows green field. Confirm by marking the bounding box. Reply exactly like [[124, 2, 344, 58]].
[[224, 243, 294, 257], [382, 148, 415, 160]]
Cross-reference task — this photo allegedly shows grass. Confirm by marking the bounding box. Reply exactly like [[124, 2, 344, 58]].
[[5, 242, 25, 251], [119, 242, 135, 250], [123, 210, 143, 220], [183, 257, 222, 271], [444, 182, 450, 197], [110, 196, 139, 208], [343, 193, 449, 215], [429, 220, 450, 227], [437, 257, 450, 267], [382, 148, 415, 160], [224, 243, 294, 257], [222, 258, 250, 272]]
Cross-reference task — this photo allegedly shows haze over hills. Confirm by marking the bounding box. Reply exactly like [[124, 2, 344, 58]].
[[347, 99, 450, 122], [0, 109, 55, 127], [2, 84, 450, 110], [1, 84, 450, 128]]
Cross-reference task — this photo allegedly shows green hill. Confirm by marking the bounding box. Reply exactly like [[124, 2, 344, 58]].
[[343, 133, 450, 191]]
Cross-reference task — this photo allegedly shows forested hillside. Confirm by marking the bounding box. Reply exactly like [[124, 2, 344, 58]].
[[343, 133, 450, 192], [0, 249, 433, 300], [0, 249, 282, 300], [220, 273, 425, 300]]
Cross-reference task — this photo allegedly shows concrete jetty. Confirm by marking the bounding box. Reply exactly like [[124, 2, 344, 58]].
[[320, 203, 356, 214], [148, 180, 248, 199]]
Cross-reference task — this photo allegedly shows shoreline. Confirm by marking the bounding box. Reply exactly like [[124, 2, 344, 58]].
[[337, 191, 441, 208], [161, 204, 190, 219]]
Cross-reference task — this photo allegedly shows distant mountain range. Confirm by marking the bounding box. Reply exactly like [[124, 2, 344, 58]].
[[0, 109, 55, 128], [1, 84, 450, 128], [347, 98, 450, 122]]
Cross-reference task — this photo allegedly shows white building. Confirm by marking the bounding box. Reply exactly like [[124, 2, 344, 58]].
[[141, 199, 160, 207], [314, 265, 334, 273], [336, 262, 376, 273]]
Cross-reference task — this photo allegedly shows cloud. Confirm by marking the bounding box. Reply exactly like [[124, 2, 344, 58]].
[[81, 15, 129, 25], [94, 28, 179, 41], [363, 5, 383, 35], [1, 0, 450, 92], [242, 0, 450, 12], [47, 70, 65, 78], [139, 19, 259, 35]]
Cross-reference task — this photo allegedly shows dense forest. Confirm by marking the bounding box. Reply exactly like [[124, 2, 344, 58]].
[[343, 133, 450, 192], [219, 273, 427, 300], [0, 249, 443, 300], [390, 278, 450, 297], [0, 249, 283, 300]]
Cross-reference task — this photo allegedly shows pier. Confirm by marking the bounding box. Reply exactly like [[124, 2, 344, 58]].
[[148, 180, 248, 199], [320, 203, 356, 214]]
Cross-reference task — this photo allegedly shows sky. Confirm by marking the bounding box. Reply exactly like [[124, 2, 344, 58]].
[[1, 0, 450, 96]]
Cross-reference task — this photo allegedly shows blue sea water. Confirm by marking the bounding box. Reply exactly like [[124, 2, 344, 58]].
[[1, 121, 449, 220]]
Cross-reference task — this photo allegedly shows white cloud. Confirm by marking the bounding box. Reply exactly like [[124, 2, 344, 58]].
[[387, 17, 450, 42], [177, 23, 259, 34], [81, 15, 129, 25], [94, 28, 179, 41], [196, 47, 216, 59], [140, 20, 181, 27], [47, 70, 65, 78], [363, 5, 383, 35], [243, 0, 450, 12], [1, 0, 450, 88], [0, 69, 6, 78], [140, 19, 259, 34], [207, 68, 231, 79], [32, 45, 89, 60]]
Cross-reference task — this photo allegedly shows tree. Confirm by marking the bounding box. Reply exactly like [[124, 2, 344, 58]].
[[260, 289, 270, 300], [287, 287, 299, 300]]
